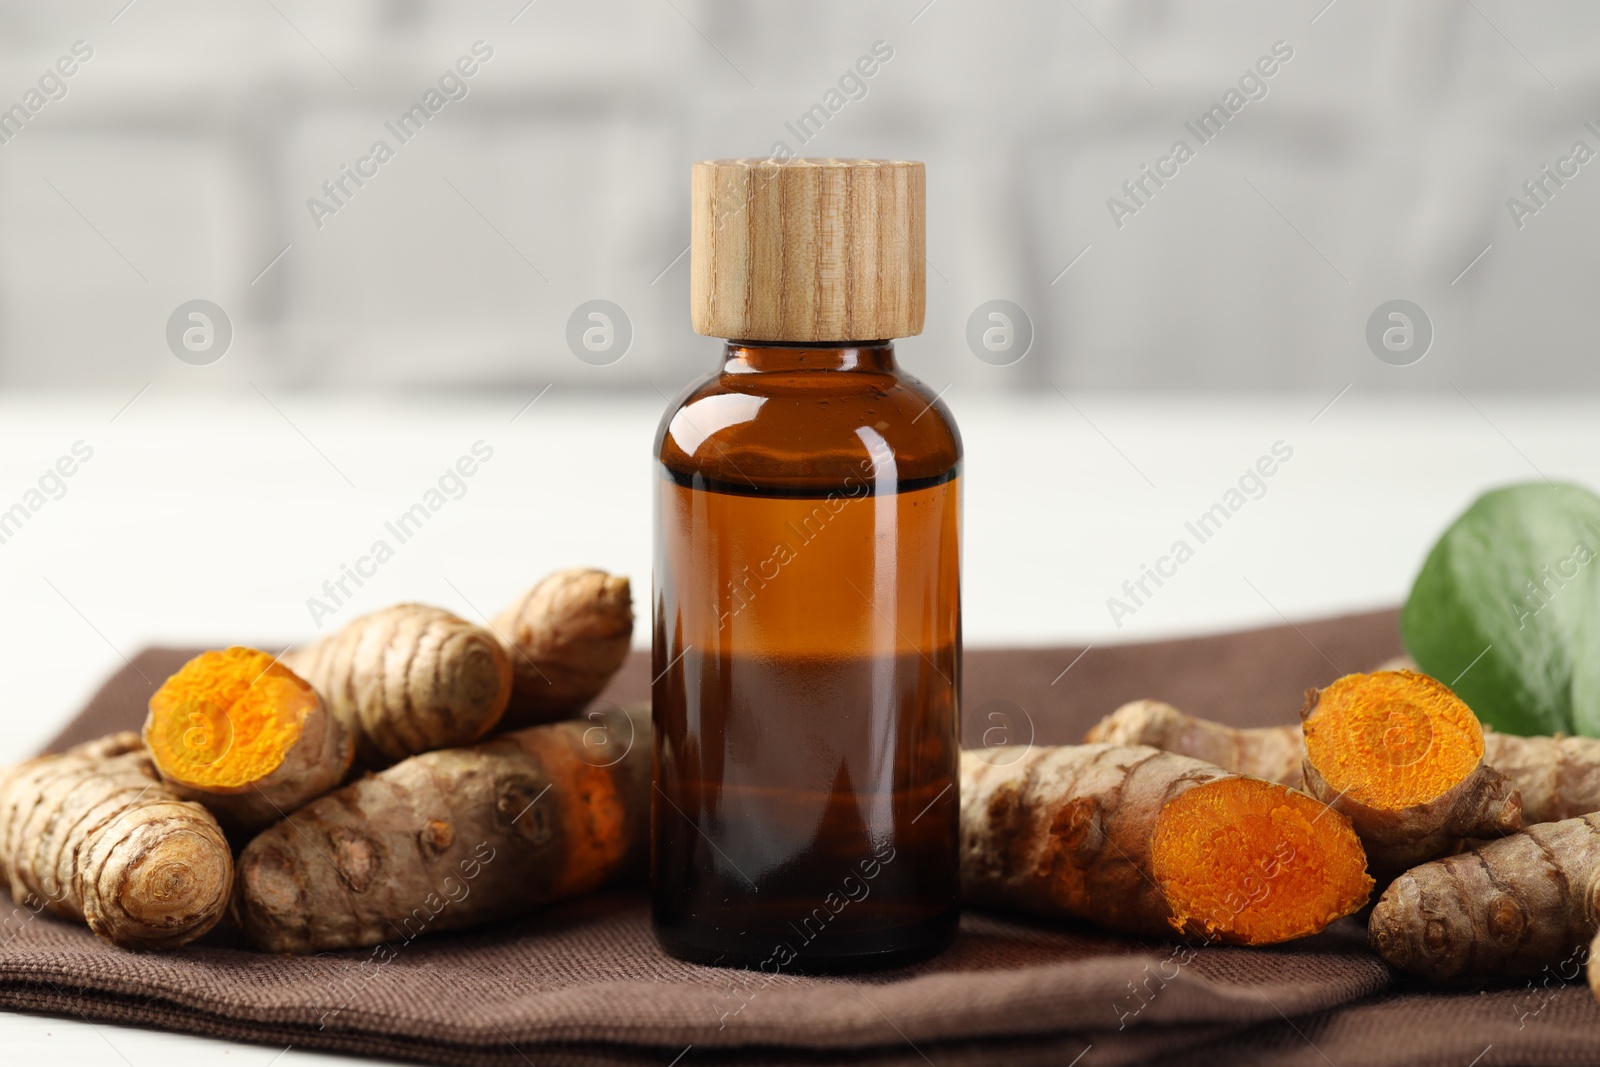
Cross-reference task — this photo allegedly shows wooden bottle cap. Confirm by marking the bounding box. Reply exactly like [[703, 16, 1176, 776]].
[[690, 158, 925, 342]]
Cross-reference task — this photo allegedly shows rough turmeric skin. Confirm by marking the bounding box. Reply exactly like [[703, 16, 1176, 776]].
[[285, 604, 514, 766], [144, 647, 353, 831], [1371, 813, 1600, 982], [0, 734, 232, 949], [491, 569, 633, 729], [1301, 671, 1520, 878], [234, 704, 650, 953], [1482, 730, 1600, 824], [1086, 700, 1305, 789], [960, 744, 1372, 945]]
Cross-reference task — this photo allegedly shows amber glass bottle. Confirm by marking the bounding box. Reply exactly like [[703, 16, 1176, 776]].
[[652, 159, 961, 971]]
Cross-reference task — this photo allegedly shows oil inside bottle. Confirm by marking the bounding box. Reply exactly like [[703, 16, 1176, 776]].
[[652, 465, 960, 970]]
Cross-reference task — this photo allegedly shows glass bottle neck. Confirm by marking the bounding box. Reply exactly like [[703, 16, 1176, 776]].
[[722, 339, 897, 375]]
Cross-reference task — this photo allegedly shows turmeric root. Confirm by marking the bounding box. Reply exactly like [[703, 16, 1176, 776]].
[[960, 744, 1372, 945], [1300, 671, 1520, 878], [234, 703, 649, 953], [1089, 673, 1525, 875], [0, 733, 232, 949], [1093, 703, 1600, 829], [1086, 700, 1305, 789], [1370, 813, 1600, 982], [285, 604, 513, 766], [491, 568, 633, 729], [1481, 730, 1600, 824], [143, 647, 353, 830]]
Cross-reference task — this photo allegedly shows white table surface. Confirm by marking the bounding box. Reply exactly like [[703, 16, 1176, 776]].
[[0, 385, 1591, 1064]]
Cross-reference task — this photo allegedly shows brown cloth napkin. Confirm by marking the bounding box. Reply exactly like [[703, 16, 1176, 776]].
[[6, 609, 1598, 1066]]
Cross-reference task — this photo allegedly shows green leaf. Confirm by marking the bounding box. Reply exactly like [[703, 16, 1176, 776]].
[[1401, 482, 1600, 736]]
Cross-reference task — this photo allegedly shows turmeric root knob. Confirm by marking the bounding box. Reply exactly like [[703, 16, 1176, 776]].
[[285, 604, 514, 766], [960, 745, 1371, 945], [1301, 671, 1519, 877], [492, 568, 633, 729], [1371, 813, 1600, 982], [0, 733, 232, 949], [144, 647, 352, 830]]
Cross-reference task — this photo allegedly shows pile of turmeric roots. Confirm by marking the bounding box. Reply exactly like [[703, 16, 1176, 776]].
[[1084, 670, 1600, 989], [0, 568, 638, 953], [7, 603, 1600, 1006]]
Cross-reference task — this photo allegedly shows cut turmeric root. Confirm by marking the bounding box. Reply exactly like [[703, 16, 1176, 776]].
[[1300, 671, 1520, 877], [491, 568, 633, 729], [285, 604, 513, 766], [1085, 699, 1305, 789], [1089, 673, 1525, 876], [0, 733, 232, 949], [960, 744, 1372, 944], [234, 704, 649, 953], [143, 647, 353, 831], [1371, 813, 1600, 982], [1092, 700, 1600, 827]]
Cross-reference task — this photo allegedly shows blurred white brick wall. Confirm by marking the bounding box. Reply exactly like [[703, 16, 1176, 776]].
[[0, 0, 1597, 391]]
